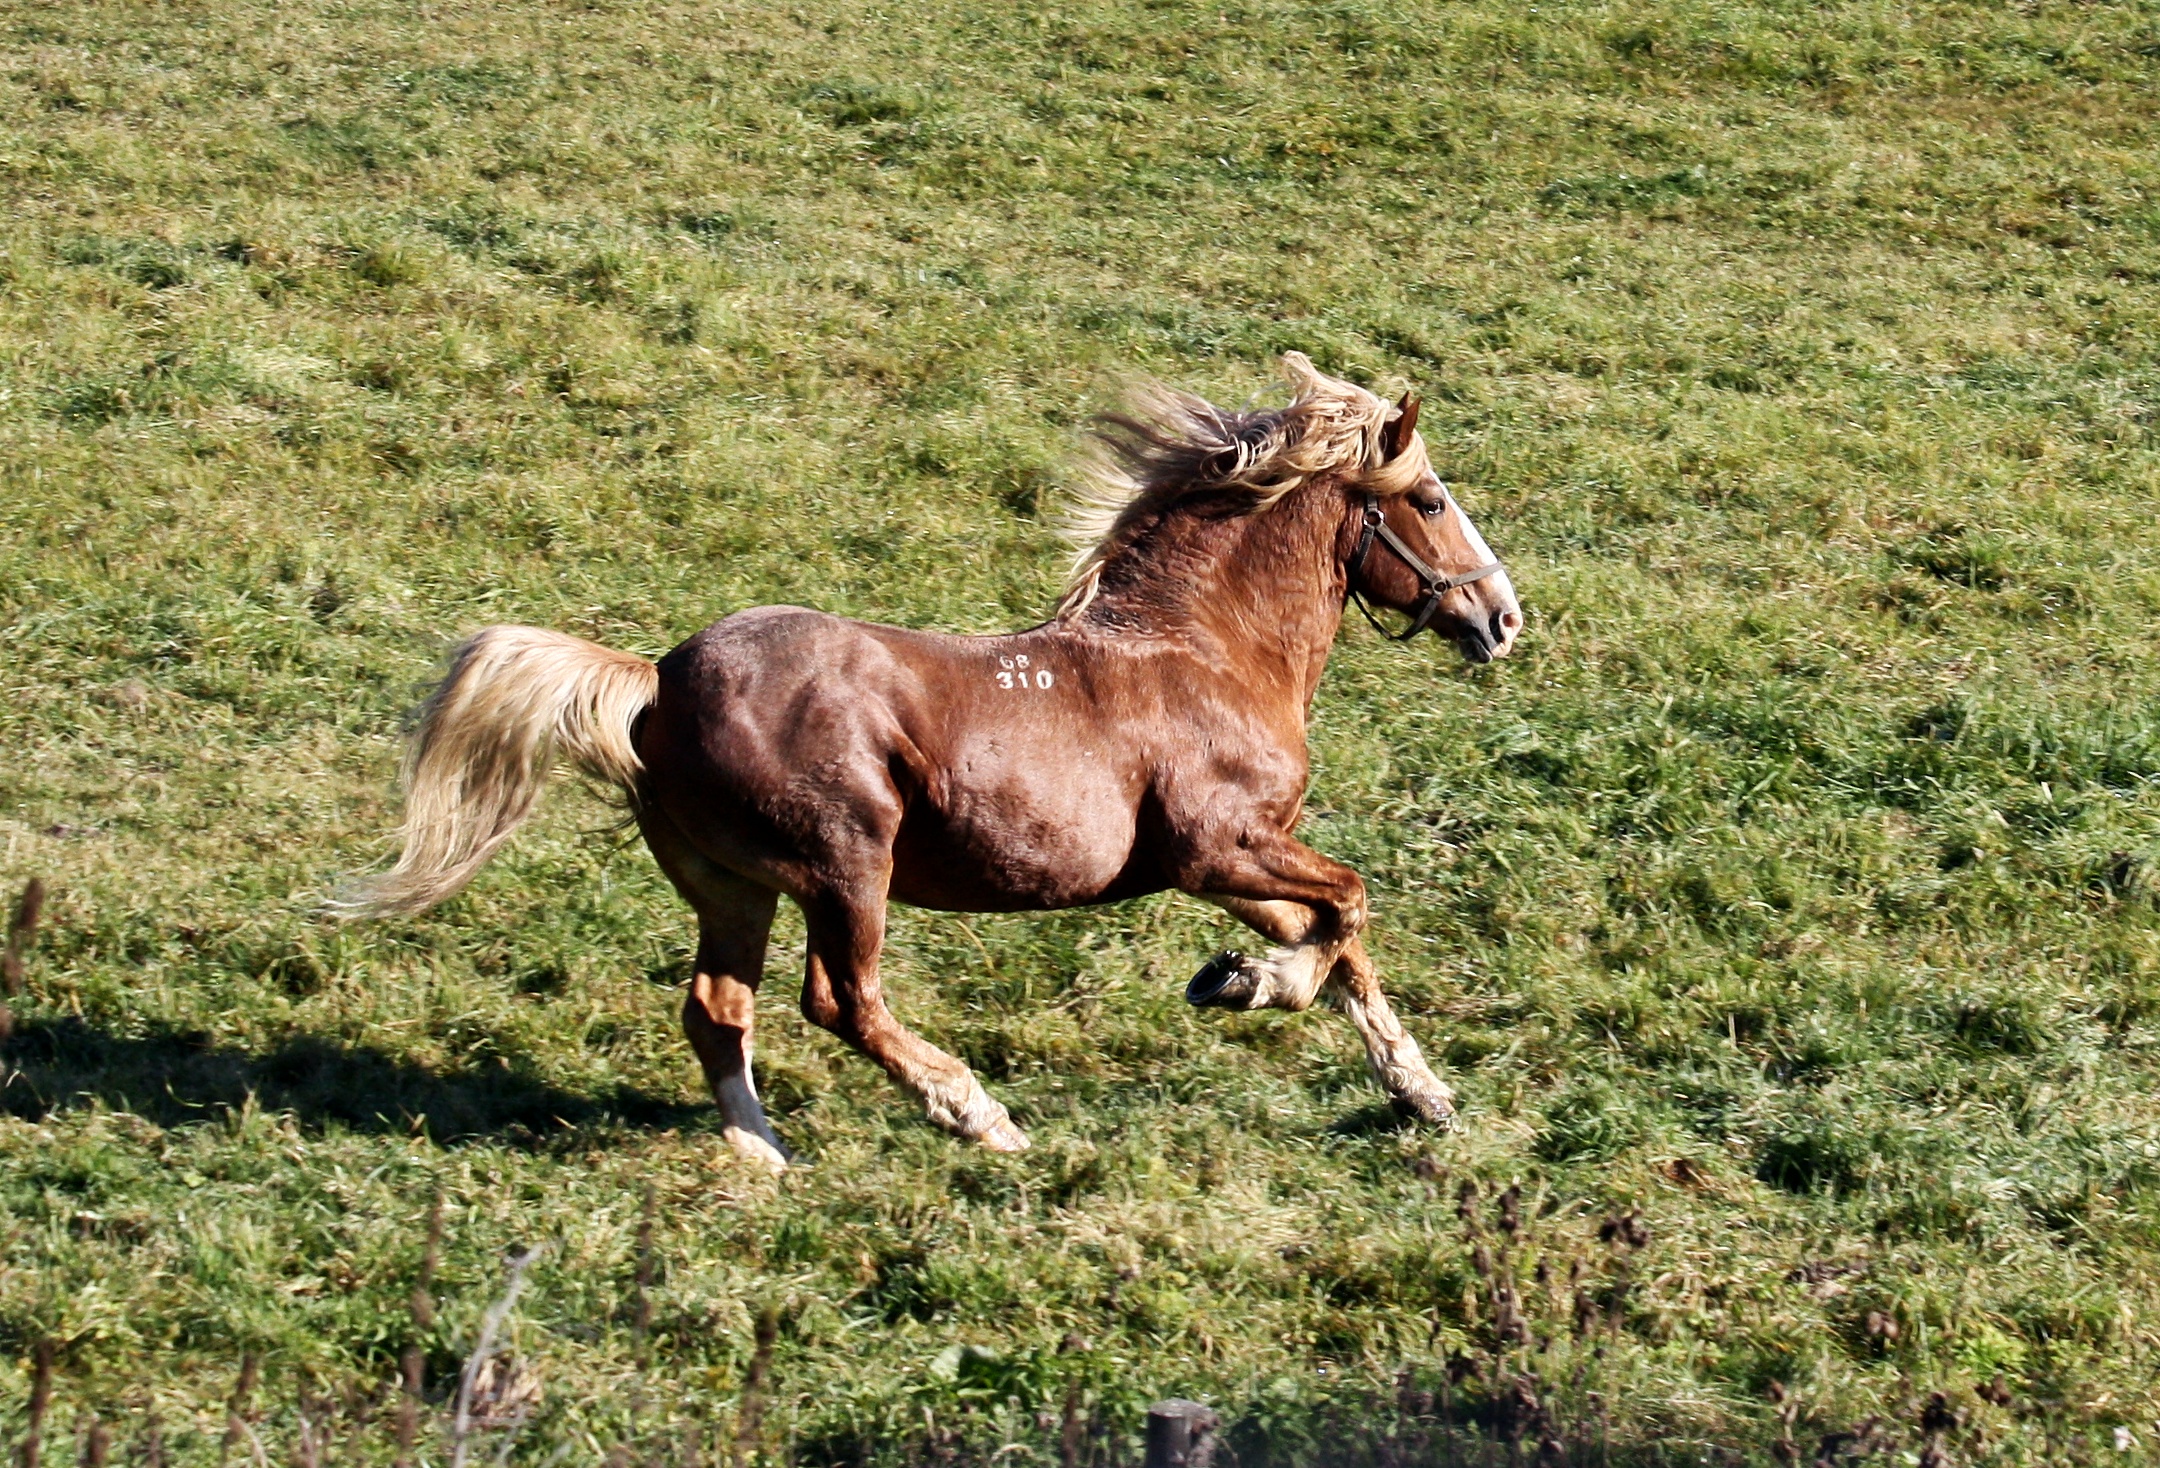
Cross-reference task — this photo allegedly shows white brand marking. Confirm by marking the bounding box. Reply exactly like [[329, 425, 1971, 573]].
[[994, 655, 1054, 692]]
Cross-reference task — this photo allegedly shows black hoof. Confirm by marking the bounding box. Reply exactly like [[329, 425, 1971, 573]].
[[1187, 951, 1259, 1009]]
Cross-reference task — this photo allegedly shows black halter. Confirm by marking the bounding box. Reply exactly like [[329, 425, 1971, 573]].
[[1346, 492, 1507, 642]]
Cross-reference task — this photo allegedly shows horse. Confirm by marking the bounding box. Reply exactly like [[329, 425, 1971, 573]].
[[339, 353, 1522, 1168]]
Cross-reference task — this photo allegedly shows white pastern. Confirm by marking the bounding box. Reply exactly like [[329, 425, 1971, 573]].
[[921, 1068, 1032, 1151], [1252, 940, 1332, 1011], [722, 1125, 791, 1171], [1334, 989, 1456, 1127]]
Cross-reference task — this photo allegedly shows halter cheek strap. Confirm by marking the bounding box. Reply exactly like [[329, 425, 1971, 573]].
[[1347, 492, 1507, 642]]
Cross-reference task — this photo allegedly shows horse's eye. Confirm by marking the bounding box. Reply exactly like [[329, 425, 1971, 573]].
[[1417, 498, 1444, 518]]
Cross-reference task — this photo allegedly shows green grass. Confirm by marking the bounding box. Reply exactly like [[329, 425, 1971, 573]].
[[5, 0, 2160, 1461]]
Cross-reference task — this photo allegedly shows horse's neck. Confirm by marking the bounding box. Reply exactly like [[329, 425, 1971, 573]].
[[1084, 486, 1348, 711]]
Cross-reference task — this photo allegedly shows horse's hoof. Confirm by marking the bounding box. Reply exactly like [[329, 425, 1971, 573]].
[[1392, 1087, 1459, 1133], [723, 1125, 793, 1172], [979, 1118, 1032, 1153], [1187, 951, 1260, 1009]]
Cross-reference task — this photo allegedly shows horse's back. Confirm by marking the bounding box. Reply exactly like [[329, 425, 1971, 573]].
[[643, 606, 1157, 908], [661, 603, 869, 675]]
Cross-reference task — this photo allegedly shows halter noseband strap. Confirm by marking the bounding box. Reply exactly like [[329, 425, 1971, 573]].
[[1346, 492, 1507, 642]]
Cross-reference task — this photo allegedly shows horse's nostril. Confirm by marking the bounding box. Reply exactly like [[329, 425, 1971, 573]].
[[1497, 608, 1523, 637]]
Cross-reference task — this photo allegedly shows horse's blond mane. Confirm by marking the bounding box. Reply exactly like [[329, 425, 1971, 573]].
[[1058, 352, 1432, 616]]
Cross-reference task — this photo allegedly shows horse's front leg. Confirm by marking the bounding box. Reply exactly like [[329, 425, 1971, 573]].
[[1325, 938, 1457, 1129], [798, 884, 1030, 1152], [1196, 877, 1456, 1129], [1180, 832, 1367, 1013]]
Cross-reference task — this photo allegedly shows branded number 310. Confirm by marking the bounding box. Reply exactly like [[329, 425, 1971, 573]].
[[996, 655, 1054, 691]]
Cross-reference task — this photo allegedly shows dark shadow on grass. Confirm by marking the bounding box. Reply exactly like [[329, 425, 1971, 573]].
[[0, 1016, 703, 1144], [1327, 1100, 1418, 1137], [797, 1398, 1696, 1467]]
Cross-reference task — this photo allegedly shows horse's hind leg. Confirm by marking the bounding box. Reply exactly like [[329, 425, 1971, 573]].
[[641, 814, 790, 1168], [688, 885, 789, 1166], [798, 887, 1029, 1153]]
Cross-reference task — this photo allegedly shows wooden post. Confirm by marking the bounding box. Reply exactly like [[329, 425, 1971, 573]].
[[1143, 1401, 1217, 1468], [1, 877, 44, 1039], [2, 878, 44, 997], [19, 1340, 53, 1468]]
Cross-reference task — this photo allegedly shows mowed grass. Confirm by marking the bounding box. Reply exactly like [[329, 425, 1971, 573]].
[[5, 0, 2160, 1461]]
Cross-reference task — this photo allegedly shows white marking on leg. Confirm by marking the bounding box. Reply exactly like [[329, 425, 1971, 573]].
[[1197, 895, 1352, 1012], [1252, 940, 1333, 1011], [1333, 986, 1456, 1127], [919, 1066, 1031, 1151], [722, 1123, 790, 1170]]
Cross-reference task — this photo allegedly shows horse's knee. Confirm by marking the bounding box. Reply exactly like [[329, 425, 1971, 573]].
[[802, 979, 882, 1053], [1335, 874, 1368, 938]]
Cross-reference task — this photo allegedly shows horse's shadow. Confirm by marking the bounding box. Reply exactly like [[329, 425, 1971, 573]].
[[0, 1015, 701, 1144], [1327, 1101, 1419, 1138]]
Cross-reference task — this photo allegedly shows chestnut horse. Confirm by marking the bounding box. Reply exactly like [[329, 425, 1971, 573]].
[[341, 354, 1521, 1167]]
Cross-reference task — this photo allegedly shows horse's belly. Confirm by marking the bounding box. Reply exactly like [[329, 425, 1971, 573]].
[[889, 782, 1143, 912]]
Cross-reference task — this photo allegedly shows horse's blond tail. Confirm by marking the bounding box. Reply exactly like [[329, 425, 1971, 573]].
[[333, 626, 660, 919]]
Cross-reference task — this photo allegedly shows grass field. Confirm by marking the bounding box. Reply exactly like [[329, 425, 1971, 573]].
[[5, 0, 2160, 1461]]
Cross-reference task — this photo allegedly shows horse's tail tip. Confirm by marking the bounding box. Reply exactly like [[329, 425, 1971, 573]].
[[316, 877, 433, 924], [338, 624, 657, 924]]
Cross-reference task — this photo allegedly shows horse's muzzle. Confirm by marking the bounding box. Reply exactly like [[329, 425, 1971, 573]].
[[1454, 605, 1520, 663]]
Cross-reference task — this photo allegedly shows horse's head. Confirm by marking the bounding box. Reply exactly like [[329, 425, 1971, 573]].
[[1346, 394, 1522, 663]]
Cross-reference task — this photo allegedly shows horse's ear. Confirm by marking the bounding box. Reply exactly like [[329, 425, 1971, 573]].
[[1384, 391, 1421, 459]]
